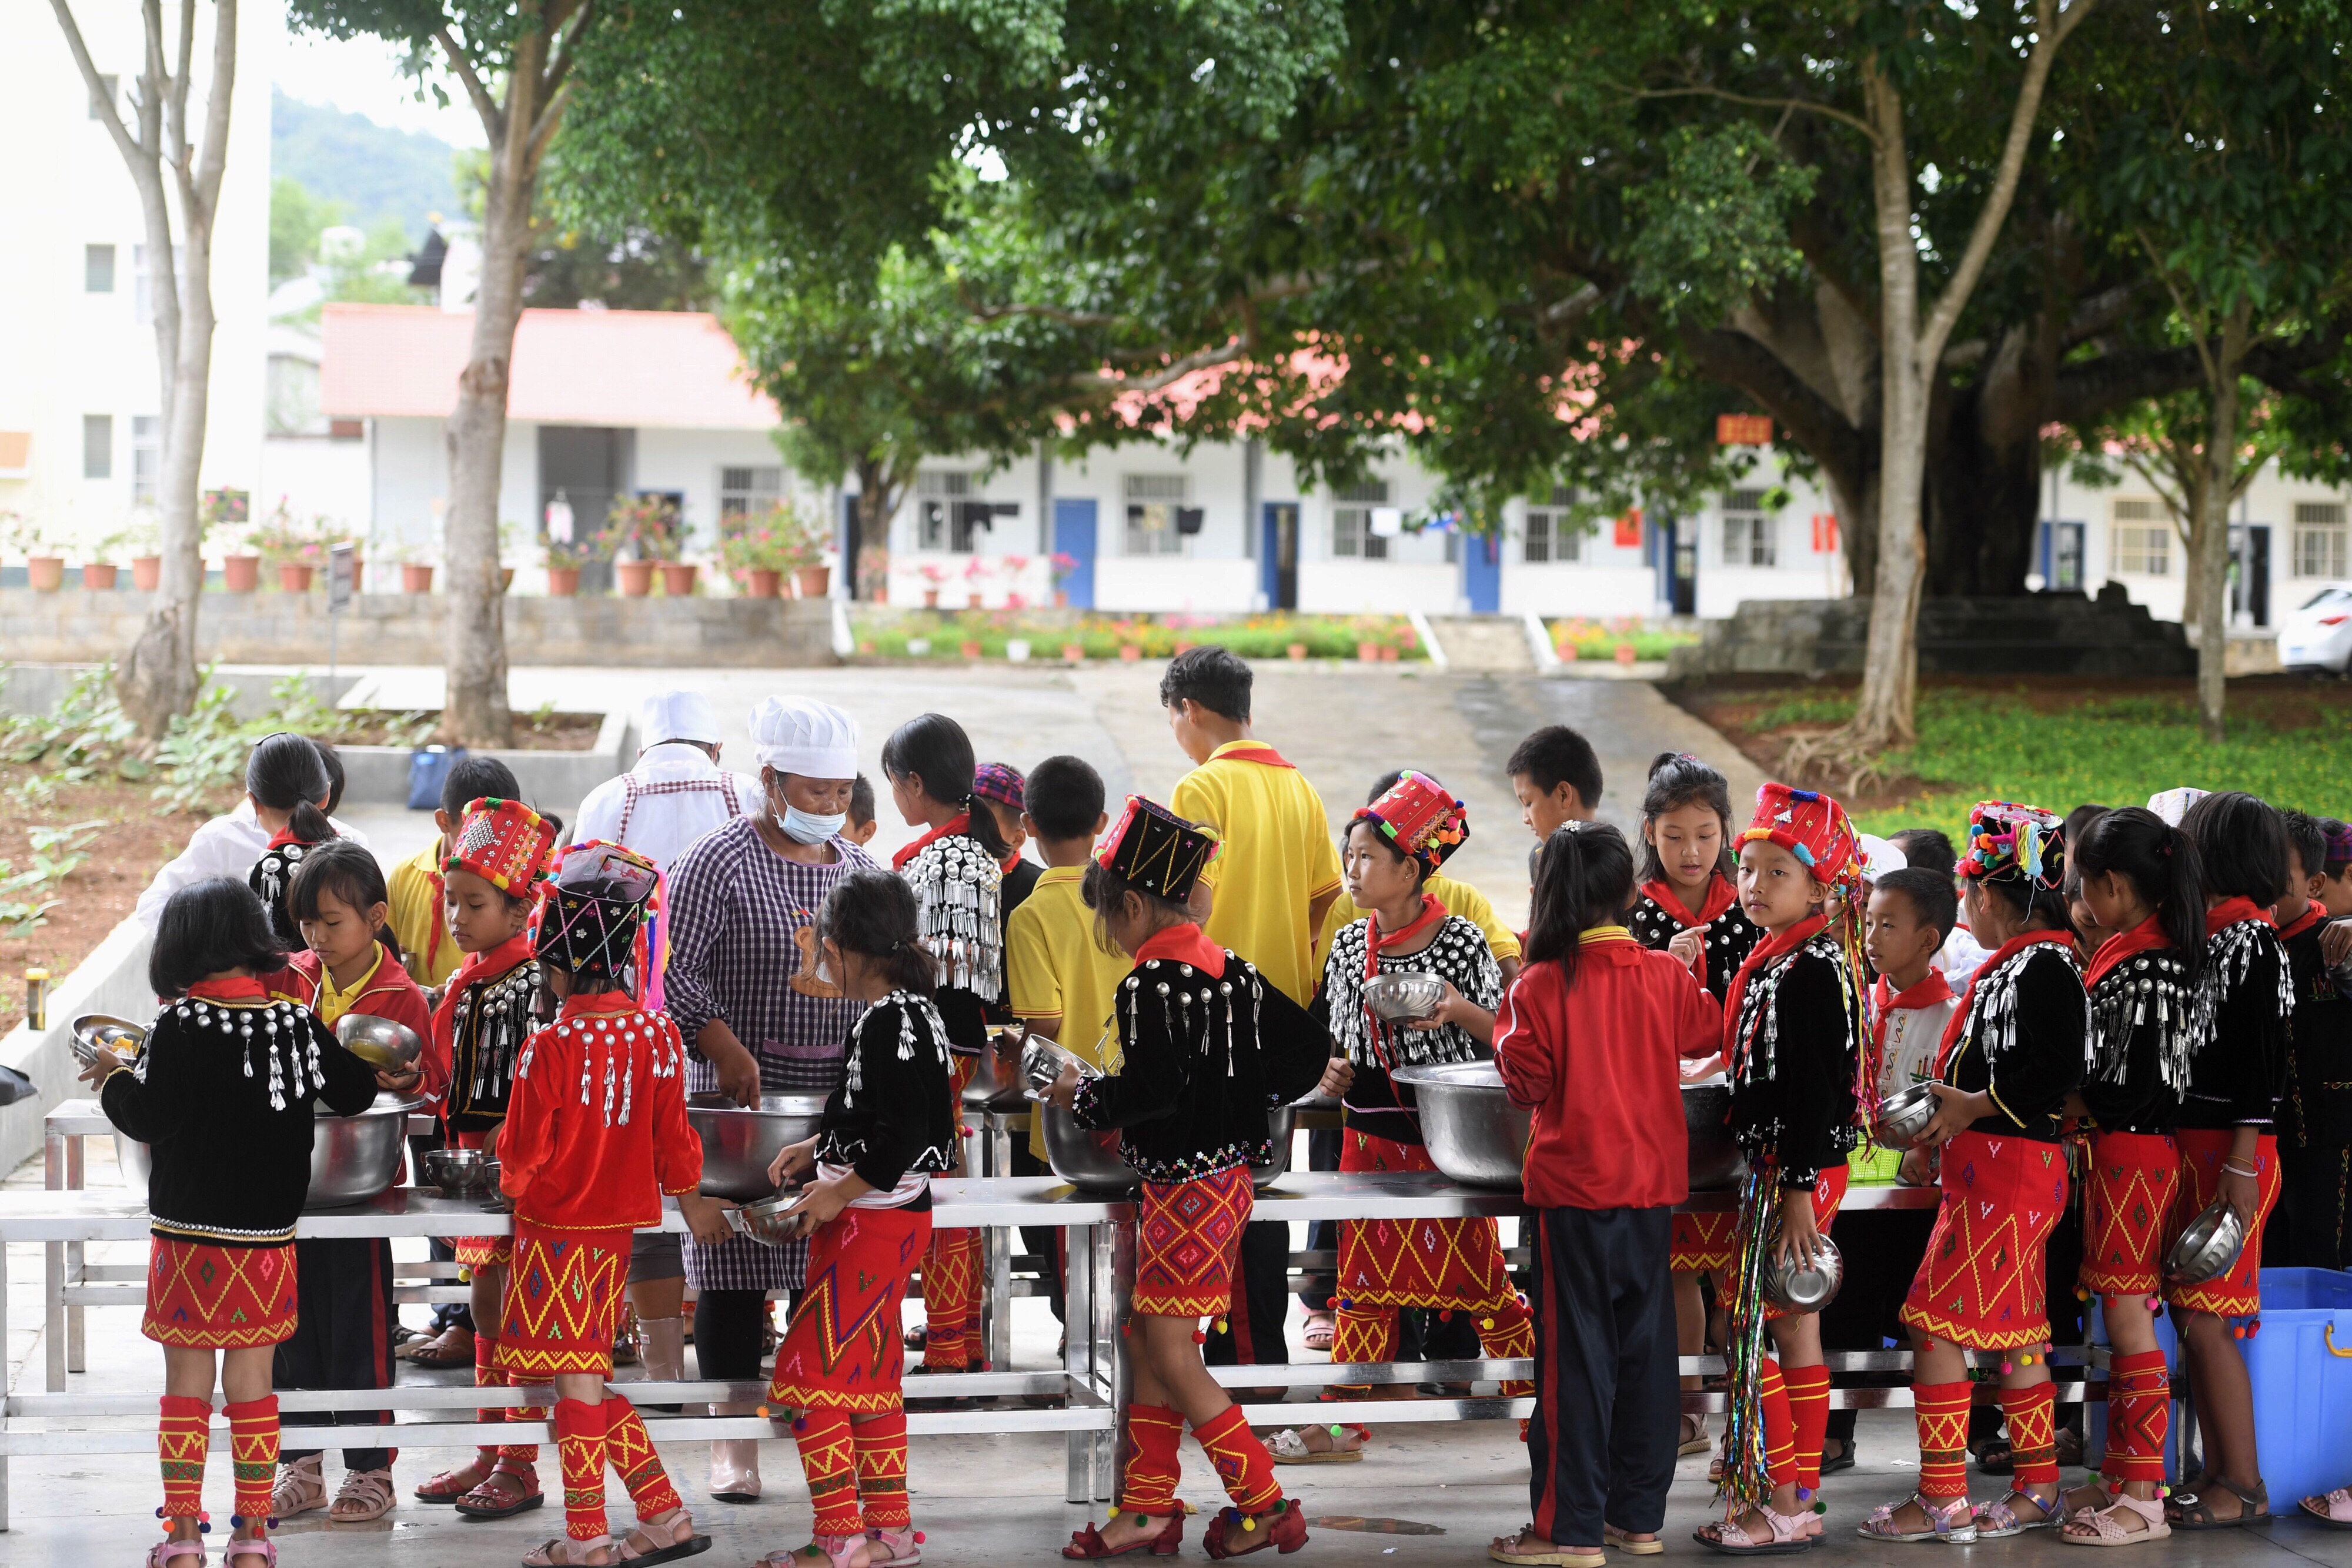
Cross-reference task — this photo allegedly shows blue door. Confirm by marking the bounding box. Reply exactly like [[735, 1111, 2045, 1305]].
[[1261, 502, 1299, 609], [1054, 498, 1097, 609], [1462, 527, 1501, 613]]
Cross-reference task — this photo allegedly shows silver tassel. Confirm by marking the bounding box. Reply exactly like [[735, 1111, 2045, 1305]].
[[603, 1049, 617, 1126]]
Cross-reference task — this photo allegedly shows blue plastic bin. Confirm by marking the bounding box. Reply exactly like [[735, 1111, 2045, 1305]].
[[2086, 1269, 2352, 1499]]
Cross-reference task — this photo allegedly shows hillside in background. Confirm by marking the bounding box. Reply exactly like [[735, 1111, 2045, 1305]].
[[272, 88, 457, 242]]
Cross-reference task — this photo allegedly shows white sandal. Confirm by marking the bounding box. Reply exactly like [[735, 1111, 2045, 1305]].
[[330, 1467, 396, 1524], [270, 1455, 328, 1519], [1857, 1493, 1978, 1543], [1268, 1426, 1364, 1464], [2062, 1493, 2171, 1547]]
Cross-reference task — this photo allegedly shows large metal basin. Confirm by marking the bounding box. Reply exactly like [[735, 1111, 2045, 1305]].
[[1040, 1103, 1298, 1193], [687, 1092, 827, 1201], [1683, 1077, 1749, 1191], [116, 1092, 422, 1208], [1391, 1061, 1530, 1187], [963, 1028, 1031, 1111]]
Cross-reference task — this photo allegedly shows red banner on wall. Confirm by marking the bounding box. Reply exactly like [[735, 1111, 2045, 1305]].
[[1716, 413, 1773, 445], [1810, 514, 1839, 553], [1614, 510, 1644, 548]]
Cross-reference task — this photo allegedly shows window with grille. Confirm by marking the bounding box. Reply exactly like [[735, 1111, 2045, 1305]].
[[83, 414, 112, 480], [718, 464, 782, 519], [917, 470, 993, 553], [2110, 499, 2171, 576], [131, 416, 158, 504], [1524, 486, 1581, 564], [1124, 474, 1189, 556], [1331, 479, 1391, 560], [1720, 487, 1778, 567], [2293, 501, 2348, 580]]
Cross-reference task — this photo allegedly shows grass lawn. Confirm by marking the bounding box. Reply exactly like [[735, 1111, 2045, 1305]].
[[1680, 676, 2352, 842]]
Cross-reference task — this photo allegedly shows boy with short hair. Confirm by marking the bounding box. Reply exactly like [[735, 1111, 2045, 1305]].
[[1506, 725, 1603, 840], [843, 774, 880, 848], [387, 755, 523, 993]]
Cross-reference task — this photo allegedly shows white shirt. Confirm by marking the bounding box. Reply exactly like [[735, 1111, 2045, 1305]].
[[133, 799, 372, 932], [1879, 994, 1963, 1096], [1934, 922, 1993, 988], [567, 742, 764, 873]]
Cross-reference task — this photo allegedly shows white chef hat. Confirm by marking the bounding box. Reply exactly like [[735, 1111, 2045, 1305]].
[[640, 689, 722, 748], [1856, 834, 1907, 883], [750, 696, 860, 779], [2146, 787, 2209, 827]]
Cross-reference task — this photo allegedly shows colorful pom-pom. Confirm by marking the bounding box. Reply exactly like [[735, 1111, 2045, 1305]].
[[1243, 1517, 1257, 1533], [1438, 1309, 1453, 1322], [1215, 1318, 1228, 1334], [914, 1533, 926, 1544], [757, 1405, 771, 1417], [1339, 1298, 1354, 1310], [2246, 1319, 2262, 1338], [1107, 1507, 1120, 1519], [1325, 1296, 1338, 1309], [1329, 1424, 1345, 1437], [2001, 1362, 2014, 1375], [1192, 1329, 1207, 1344]]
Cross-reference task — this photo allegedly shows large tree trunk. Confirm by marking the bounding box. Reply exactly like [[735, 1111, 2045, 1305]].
[[2193, 307, 2251, 741], [1925, 331, 2049, 596]]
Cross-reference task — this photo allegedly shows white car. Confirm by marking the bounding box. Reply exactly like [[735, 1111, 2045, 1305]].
[[2279, 583, 2352, 674]]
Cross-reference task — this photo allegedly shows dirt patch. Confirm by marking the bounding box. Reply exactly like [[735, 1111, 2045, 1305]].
[[334, 707, 606, 751]]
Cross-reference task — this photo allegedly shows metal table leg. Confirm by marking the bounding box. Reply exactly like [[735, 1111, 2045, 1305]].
[[1064, 1221, 1096, 1504], [2, 1235, 14, 1531], [41, 1132, 63, 1394], [65, 1134, 84, 1374]]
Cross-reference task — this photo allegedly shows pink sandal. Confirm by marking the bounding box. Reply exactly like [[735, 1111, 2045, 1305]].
[[220, 1539, 276, 1568], [1695, 1505, 1812, 1555], [2301, 1488, 2352, 1530], [757, 1537, 868, 1568], [1857, 1493, 1978, 1544], [2062, 1492, 2171, 1547], [865, 1527, 921, 1567], [145, 1542, 205, 1568]]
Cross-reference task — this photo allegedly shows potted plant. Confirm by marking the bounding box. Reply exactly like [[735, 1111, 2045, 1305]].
[[255, 503, 322, 592], [856, 545, 890, 604], [720, 503, 803, 599], [203, 490, 259, 592], [118, 518, 163, 591], [543, 534, 601, 597], [917, 561, 948, 609], [390, 543, 435, 594], [960, 554, 993, 610], [1048, 551, 1080, 608], [2, 513, 62, 591], [607, 493, 682, 597]]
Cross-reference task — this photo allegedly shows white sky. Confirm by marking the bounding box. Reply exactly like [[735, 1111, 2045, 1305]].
[[276, 28, 487, 148]]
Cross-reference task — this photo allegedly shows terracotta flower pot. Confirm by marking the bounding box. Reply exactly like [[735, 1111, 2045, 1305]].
[[922, 589, 941, 609], [659, 562, 698, 596], [26, 556, 65, 591], [960, 640, 984, 660], [1287, 643, 1308, 661], [1054, 590, 1069, 608], [1118, 643, 1143, 662], [746, 568, 782, 599], [81, 562, 118, 591], [617, 560, 654, 597], [1615, 642, 1638, 665], [1379, 644, 1400, 663], [401, 563, 435, 594], [278, 563, 315, 593], [131, 556, 161, 591], [546, 566, 582, 597], [223, 554, 261, 593], [1063, 644, 1085, 663], [1357, 640, 1380, 663], [501, 567, 517, 594], [1174, 640, 1197, 654], [793, 564, 831, 599]]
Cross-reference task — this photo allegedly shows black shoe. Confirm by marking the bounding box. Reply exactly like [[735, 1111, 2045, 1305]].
[[1819, 1439, 1856, 1476]]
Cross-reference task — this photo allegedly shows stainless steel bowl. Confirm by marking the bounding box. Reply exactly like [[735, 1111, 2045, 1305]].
[[1021, 1034, 1098, 1097], [1391, 1061, 1530, 1188], [71, 1014, 146, 1070], [336, 1013, 425, 1072], [964, 1027, 1032, 1109], [1683, 1077, 1749, 1191], [2165, 1198, 2246, 1286], [1363, 972, 1446, 1022], [1873, 1081, 1942, 1152], [687, 1092, 827, 1201], [120, 1093, 421, 1207], [734, 1191, 813, 1247], [422, 1147, 502, 1199], [1762, 1236, 1845, 1312], [1039, 1104, 1136, 1192], [1252, 1105, 1297, 1191]]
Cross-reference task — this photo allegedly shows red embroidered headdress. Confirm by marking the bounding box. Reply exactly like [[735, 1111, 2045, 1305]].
[[446, 797, 558, 893], [1097, 795, 1220, 901], [1738, 781, 1861, 896], [1354, 769, 1469, 877]]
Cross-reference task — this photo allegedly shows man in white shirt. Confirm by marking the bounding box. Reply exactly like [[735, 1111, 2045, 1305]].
[[569, 690, 763, 870], [133, 791, 370, 932]]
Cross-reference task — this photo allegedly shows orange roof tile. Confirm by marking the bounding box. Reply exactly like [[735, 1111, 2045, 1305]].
[[320, 303, 778, 430]]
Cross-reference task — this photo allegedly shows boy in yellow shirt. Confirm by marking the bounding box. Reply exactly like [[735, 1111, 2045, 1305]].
[[1505, 724, 1603, 840], [1004, 755, 1124, 1322]]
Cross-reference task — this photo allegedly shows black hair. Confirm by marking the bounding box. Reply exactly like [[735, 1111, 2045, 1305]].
[[816, 868, 936, 997], [1506, 725, 1603, 813], [2075, 805, 2206, 980], [149, 877, 287, 998], [1080, 858, 1193, 957], [1523, 824, 1636, 991], [1366, 770, 1405, 805], [1026, 754, 1107, 841], [288, 838, 403, 965], [314, 741, 347, 817], [1638, 751, 1736, 885], [1889, 828, 1958, 879], [2281, 809, 2327, 890], [440, 755, 522, 820], [2181, 790, 2290, 907], [1973, 861, 2072, 931], [881, 713, 1010, 859], [1158, 645, 1252, 723], [848, 774, 876, 828], [2063, 804, 2110, 852], [246, 731, 334, 844], [1346, 811, 1428, 891], [1872, 866, 1959, 945], [2326, 817, 2352, 877]]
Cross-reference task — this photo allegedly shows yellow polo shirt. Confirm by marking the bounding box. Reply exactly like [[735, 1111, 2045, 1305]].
[[386, 840, 460, 990], [1006, 864, 1133, 1159], [1172, 739, 1344, 1006], [1315, 872, 1523, 973]]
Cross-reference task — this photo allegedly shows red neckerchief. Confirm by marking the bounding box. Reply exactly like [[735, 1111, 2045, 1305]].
[[559, 992, 639, 1022], [1364, 893, 1451, 1035], [187, 975, 270, 1003], [1870, 967, 1954, 1052], [2279, 898, 2326, 942], [1642, 874, 1738, 930], [891, 812, 972, 871], [1000, 852, 1023, 874], [2085, 912, 2175, 991], [265, 828, 313, 852], [1934, 927, 2077, 1073], [1131, 922, 1226, 977], [1214, 741, 1296, 769], [450, 931, 537, 995], [2206, 896, 2275, 937]]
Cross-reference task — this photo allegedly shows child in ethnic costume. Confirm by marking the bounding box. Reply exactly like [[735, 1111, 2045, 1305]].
[[85, 877, 378, 1568], [2047, 806, 2206, 1546], [1693, 785, 1867, 1555], [1293, 771, 1521, 1457], [1050, 798, 1328, 1561], [2159, 791, 2293, 1530], [498, 841, 726, 1566], [1491, 823, 1722, 1566], [2275, 812, 2352, 1269], [244, 733, 340, 947], [1627, 753, 1763, 1459], [759, 869, 958, 1568], [1861, 801, 2087, 1544], [882, 714, 1006, 1380], [414, 797, 560, 1517], [266, 841, 432, 1525]]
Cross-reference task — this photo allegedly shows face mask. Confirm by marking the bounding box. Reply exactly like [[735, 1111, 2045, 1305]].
[[778, 804, 847, 844]]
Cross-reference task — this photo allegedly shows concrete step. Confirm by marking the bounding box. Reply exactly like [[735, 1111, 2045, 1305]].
[[1428, 615, 1534, 671]]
